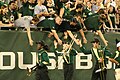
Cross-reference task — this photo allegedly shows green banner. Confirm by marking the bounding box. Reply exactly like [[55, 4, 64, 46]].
[[0, 30, 120, 80]]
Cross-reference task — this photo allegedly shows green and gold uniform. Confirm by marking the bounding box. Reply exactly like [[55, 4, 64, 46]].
[[36, 48, 50, 80], [37, 49, 50, 66], [111, 50, 120, 80], [111, 50, 120, 68], [80, 45, 112, 80], [63, 48, 77, 80], [55, 48, 77, 80], [63, 48, 77, 64]]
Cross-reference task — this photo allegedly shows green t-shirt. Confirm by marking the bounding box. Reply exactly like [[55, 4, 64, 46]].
[[84, 15, 102, 31], [64, 48, 77, 64], [8, 9, 19, 22], [1, 12, 11, 24], [37, 18, 55, 29], [55, 48, 77, 64], [83, 7, 93, 18], [111, 51, 120, 63], [63, 6, 73, 20], [37, 49, 50, 66], [19, 1, 36, 16]]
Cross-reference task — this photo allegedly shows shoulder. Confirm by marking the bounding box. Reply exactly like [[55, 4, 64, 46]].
[[39, 49, 47, 54]]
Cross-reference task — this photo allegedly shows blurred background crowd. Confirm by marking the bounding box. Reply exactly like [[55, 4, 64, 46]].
[[0, 0, 120, 30], [0, 0, 120, 46]]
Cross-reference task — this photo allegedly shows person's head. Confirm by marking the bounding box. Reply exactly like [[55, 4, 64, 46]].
[[91, 38, 100, 48], [97, 8, 105, 14], [43, 44, 49, 51], [116, 39, 120, 51], [108, 4, 116, 14], [1, 4, 8, 14], [86, 1, 92, 8], [30, 15, 39, 25], [36, 40, 45, 50], [62, 41, 70, 50], [117, 43, 120, 51], [99, 14, 107, 23], [9, 1, 16, 10], [76, 4, 83, 12], [65, 1, 72, 8]]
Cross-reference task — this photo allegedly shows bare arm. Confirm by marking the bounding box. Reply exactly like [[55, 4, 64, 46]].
[[107, 15, 113, 29], [67, 30, 80, 45], [59, 8, 64, 18], [26, 27, 33, 46], [79, 29, 87, 43], [108, 58, 119, 65], [96, 30, 108, 46], [51, 29, 62, 45], [0, 21, 13, 27]]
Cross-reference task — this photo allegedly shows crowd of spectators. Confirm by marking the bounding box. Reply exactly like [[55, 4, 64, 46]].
[[0, 0, 120, 46]]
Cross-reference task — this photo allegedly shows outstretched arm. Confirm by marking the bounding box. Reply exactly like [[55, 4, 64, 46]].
[[107, 57, 119, 65], [26, 27, 33, 46], [66, 30, 80, 45], [96, 30, 108, 46], [51, 29, 62, 45]]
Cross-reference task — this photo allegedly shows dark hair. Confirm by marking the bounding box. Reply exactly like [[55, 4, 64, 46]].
[[43, 44, 49, 51], [97, 8, 105, 14], [36, 40, 45, 46], [9, 1, 15, 5], [109, 5, 116, 14], [91, 38, 100, 43], [61, 0, 69, 3], [76, 4, 83, 9], [99, 14, 107, 22], [30, 15, 39, 24]]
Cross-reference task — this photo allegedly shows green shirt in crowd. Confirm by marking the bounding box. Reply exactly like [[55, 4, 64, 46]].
[[84, 15, 102, 31], [0, 12, 11, 24], [19, 1, 36, 16]]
